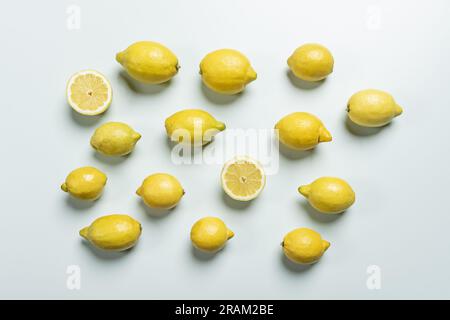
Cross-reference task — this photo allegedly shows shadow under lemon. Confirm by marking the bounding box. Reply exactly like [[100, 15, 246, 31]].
[[118, 70, 172, 94]]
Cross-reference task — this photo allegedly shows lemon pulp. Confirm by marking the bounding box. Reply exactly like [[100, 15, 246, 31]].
[[221, 156, 265, 201], [67, 70, 112, 115]]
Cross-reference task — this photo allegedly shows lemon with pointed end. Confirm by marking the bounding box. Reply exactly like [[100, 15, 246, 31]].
[[200, 49, 257, 95], [287, 43, 334, 82], [136, 173, 184, 209], [116, 41, 179, 84], [275, 112, 332, 150], [190, 217, 234, 253], [66, 70, 112, 116], [347, 89, 403, 127], [165, 109, 226, 146], [61, 166, 107, 200], [90, 122, 141, 156], [299, 177, 355, 214], [282, 228, 330, 264], [221, 156, 265, 201], [79, 214, 142, 251]]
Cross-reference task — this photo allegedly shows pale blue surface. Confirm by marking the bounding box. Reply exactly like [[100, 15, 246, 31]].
[[0, 0, 449, 299]]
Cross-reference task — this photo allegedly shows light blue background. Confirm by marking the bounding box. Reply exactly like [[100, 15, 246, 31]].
[[1, 0, 449, 299]]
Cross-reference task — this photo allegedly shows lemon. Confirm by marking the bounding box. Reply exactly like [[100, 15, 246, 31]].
[[282, 228, 330, 264], [275, 112, 332, 150], [136, 173, 184, 209], [165, 109, 225, 146], [200, 49, 257, 95], [61, 166, 107, 200], [299, 177, 355, 214], [190, 217, 234, 253], [80, 214, 142, 251], [287, 43, 334, 82], [66, 70, 112, 116], [116, 41, 179, 84], [221, 156, 265, 201], [347, 89, 403, 127], [90, 122, 141, 156]]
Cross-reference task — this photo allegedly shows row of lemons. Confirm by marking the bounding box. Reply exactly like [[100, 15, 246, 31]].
[[64, 41, 403, 264]]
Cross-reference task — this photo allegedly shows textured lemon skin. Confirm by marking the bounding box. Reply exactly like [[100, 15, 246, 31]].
[[61, 166, 107, 200], [275, 112, 332, 150], [90, 122, 141, 156], [165, 109, 225, 146], [200, 49, 257, 95], [299, 177, 355, 214], [287, 44, 334, 82], [79, 214, 142, 251], [190, 217, 234, 253], [347, 89, 403, 127], [136, 173, 184, 209], [116, 41, 179, 84], [282, 228, 330, 264]]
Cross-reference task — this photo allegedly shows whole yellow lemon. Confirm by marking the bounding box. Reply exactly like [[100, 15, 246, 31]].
[[299, 177, 355, 214], [275, 112, 332, 150], [190, 217, 234, 253], [282, 228, 330, 264], [61, 166, 107, 200], [80, 214, 142, 251], [90, 122, 141, 156], [347, 89, 403, 127], [136, 173, 184, 209], [165, 109, 225, 146], [287, 43, 334, 82], [116, 41, 179, 84], [200, 49, 257, 95]]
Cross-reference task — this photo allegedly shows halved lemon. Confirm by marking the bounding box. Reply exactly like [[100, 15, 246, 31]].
[[221, 156, 266, 201], [66, 70, 112, 116]]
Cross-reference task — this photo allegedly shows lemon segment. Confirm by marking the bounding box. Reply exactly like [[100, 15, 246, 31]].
[[221, 156, 265, 201], [67, 70, 112, 116]]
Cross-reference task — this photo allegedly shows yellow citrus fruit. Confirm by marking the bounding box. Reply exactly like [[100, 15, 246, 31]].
[[299, 177, 355, 214], [61, 166, 107, 200], [200, 49, 257, 95], [275, 112, 332, 150], [116, 41, 179, 84], [282, 228, 330, 264], [79, 214, 142, 251], [347, 89, 403, 127], [90, 122, 141, 156], [136, 173, 184, 209], [165, 109, 225, 146], [287, 43, 334, 82], [66, 70, 112, 116], [221, 156, 265, 201], [190, 217, 234, 253]]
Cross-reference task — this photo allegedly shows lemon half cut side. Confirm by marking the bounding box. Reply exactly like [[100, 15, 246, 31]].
[[67, 70, 112, 116], [221, 156, 266, 201]]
